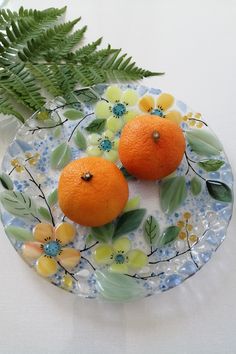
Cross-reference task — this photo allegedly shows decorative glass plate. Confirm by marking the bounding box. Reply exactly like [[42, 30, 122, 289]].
[[0, 84, 233, 302]]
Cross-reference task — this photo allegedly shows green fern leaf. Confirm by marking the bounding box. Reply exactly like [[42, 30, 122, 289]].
[[65, 37, 102, 63], [26, 63, 63, 97], [0, 104, 24, 122], [49, 64, 78, 102], [0, 63, 45, 110], [104, 67, 163, 81], [18, 19, 80, 61], [84, 45, 118, 65], [43, 26, 87, 61], [0, 82, 32, 114], [0, 8, 67, 60], [73, 64, 162, 86], [70, 50, 163, 85], [99, 50, 163, 79], [0, 6, 66, 31], [73, 65, 101, 86], [0, 6, 162, 121], [0, 94, 25, 122]]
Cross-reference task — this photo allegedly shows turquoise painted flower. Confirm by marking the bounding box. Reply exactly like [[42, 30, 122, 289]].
[[95, 85, 140, 133], [86, 130, 119, 162], [92, 237, 148, 273]]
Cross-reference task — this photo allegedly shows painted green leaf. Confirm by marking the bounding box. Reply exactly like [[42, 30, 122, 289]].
[[95, 270, 146, 302], [38, 206, 52, 222], [186, 129, 222, 156], [74, 130, 87, 150], [190, 177, 202, 196], [159, 226, 180, 247], [0, 191, 38, 219], [5, 226, 33, 241], [43, 118, 59, 127], [123, 196, 140, 212], [54, 126, 61, 138], [206, 180, 233, 202], [50, 142, 72, 170], [85, 119, 106, 133], [0, 173, 13, 190], [91, 222, 115, 243], [75, 87, 100, 103], [143, 215, 160, 247], [63, 109, 84, 120], [198, 159, 224, 172], [47, 189, 58, 207], [113, 209, 146, 239], [120, 166, 135, 180], [160, 176, 187, 214]]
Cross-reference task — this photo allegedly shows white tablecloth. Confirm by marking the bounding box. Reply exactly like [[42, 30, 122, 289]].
[[0, 0, 235, 353]]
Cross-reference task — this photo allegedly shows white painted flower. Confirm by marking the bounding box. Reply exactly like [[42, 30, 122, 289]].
[[95, 85, 140, 133], [86, 130, 119, 162]]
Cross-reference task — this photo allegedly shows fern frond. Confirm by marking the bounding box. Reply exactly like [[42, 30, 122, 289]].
[[84, 45, 118, 65], [17, 19, 80, 61], [49, 64, 78, 102], [0, 92, 25, 122], [26, 63, 63, 97], [0, 63, 45, 110], [71, 49, 163, 86], [0, 8, 67, 61], [0, 6, 66, 30], [72, 65, 100, 86], [65, 37, 102, 63], [0, 80, 33, 112], [43, 26, 87, 61], [94, 50, 163, 81], [101, 67, 162, 81], [0, 6, 162, 122]]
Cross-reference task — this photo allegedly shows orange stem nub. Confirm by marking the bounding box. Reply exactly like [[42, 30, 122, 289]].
[[152, 130, 160, 143], [81, 172, 93, 181]]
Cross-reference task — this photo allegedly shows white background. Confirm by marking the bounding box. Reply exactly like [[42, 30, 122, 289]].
[[0, 0, 236, 353]]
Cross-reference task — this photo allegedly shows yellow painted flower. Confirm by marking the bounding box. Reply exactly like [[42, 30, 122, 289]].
[[25, 152, 40, 166], [179, 231, 187, 240], [182, 112, 203, 128], [11, 159, 24, 173], [177, 212, 198, 245], [139, 93, 182, 124], [22, 222, 80, 277], [86, 130, 119, 162], [189, 234, 198, 244], [177, 220, 185, 229], [93, 237, 148, 274], [183, 212, 191, 220], [95, 85, 140, 133]]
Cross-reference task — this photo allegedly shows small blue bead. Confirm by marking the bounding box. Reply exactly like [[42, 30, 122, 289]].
[[165, 274, 182, 289], [179, 261, 197, 275], [199, 251, 212, 263]]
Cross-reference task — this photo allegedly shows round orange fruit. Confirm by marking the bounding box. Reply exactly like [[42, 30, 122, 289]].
[[118, 115, 186, 180], [58, 157, 129, 227]]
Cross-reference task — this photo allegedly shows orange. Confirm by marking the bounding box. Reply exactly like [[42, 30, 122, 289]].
[[118, 115, 185, 180], [58, 157, 129, 227]]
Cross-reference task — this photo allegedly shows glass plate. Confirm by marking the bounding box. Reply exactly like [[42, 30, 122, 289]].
[[0, 84, 233, 302]]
